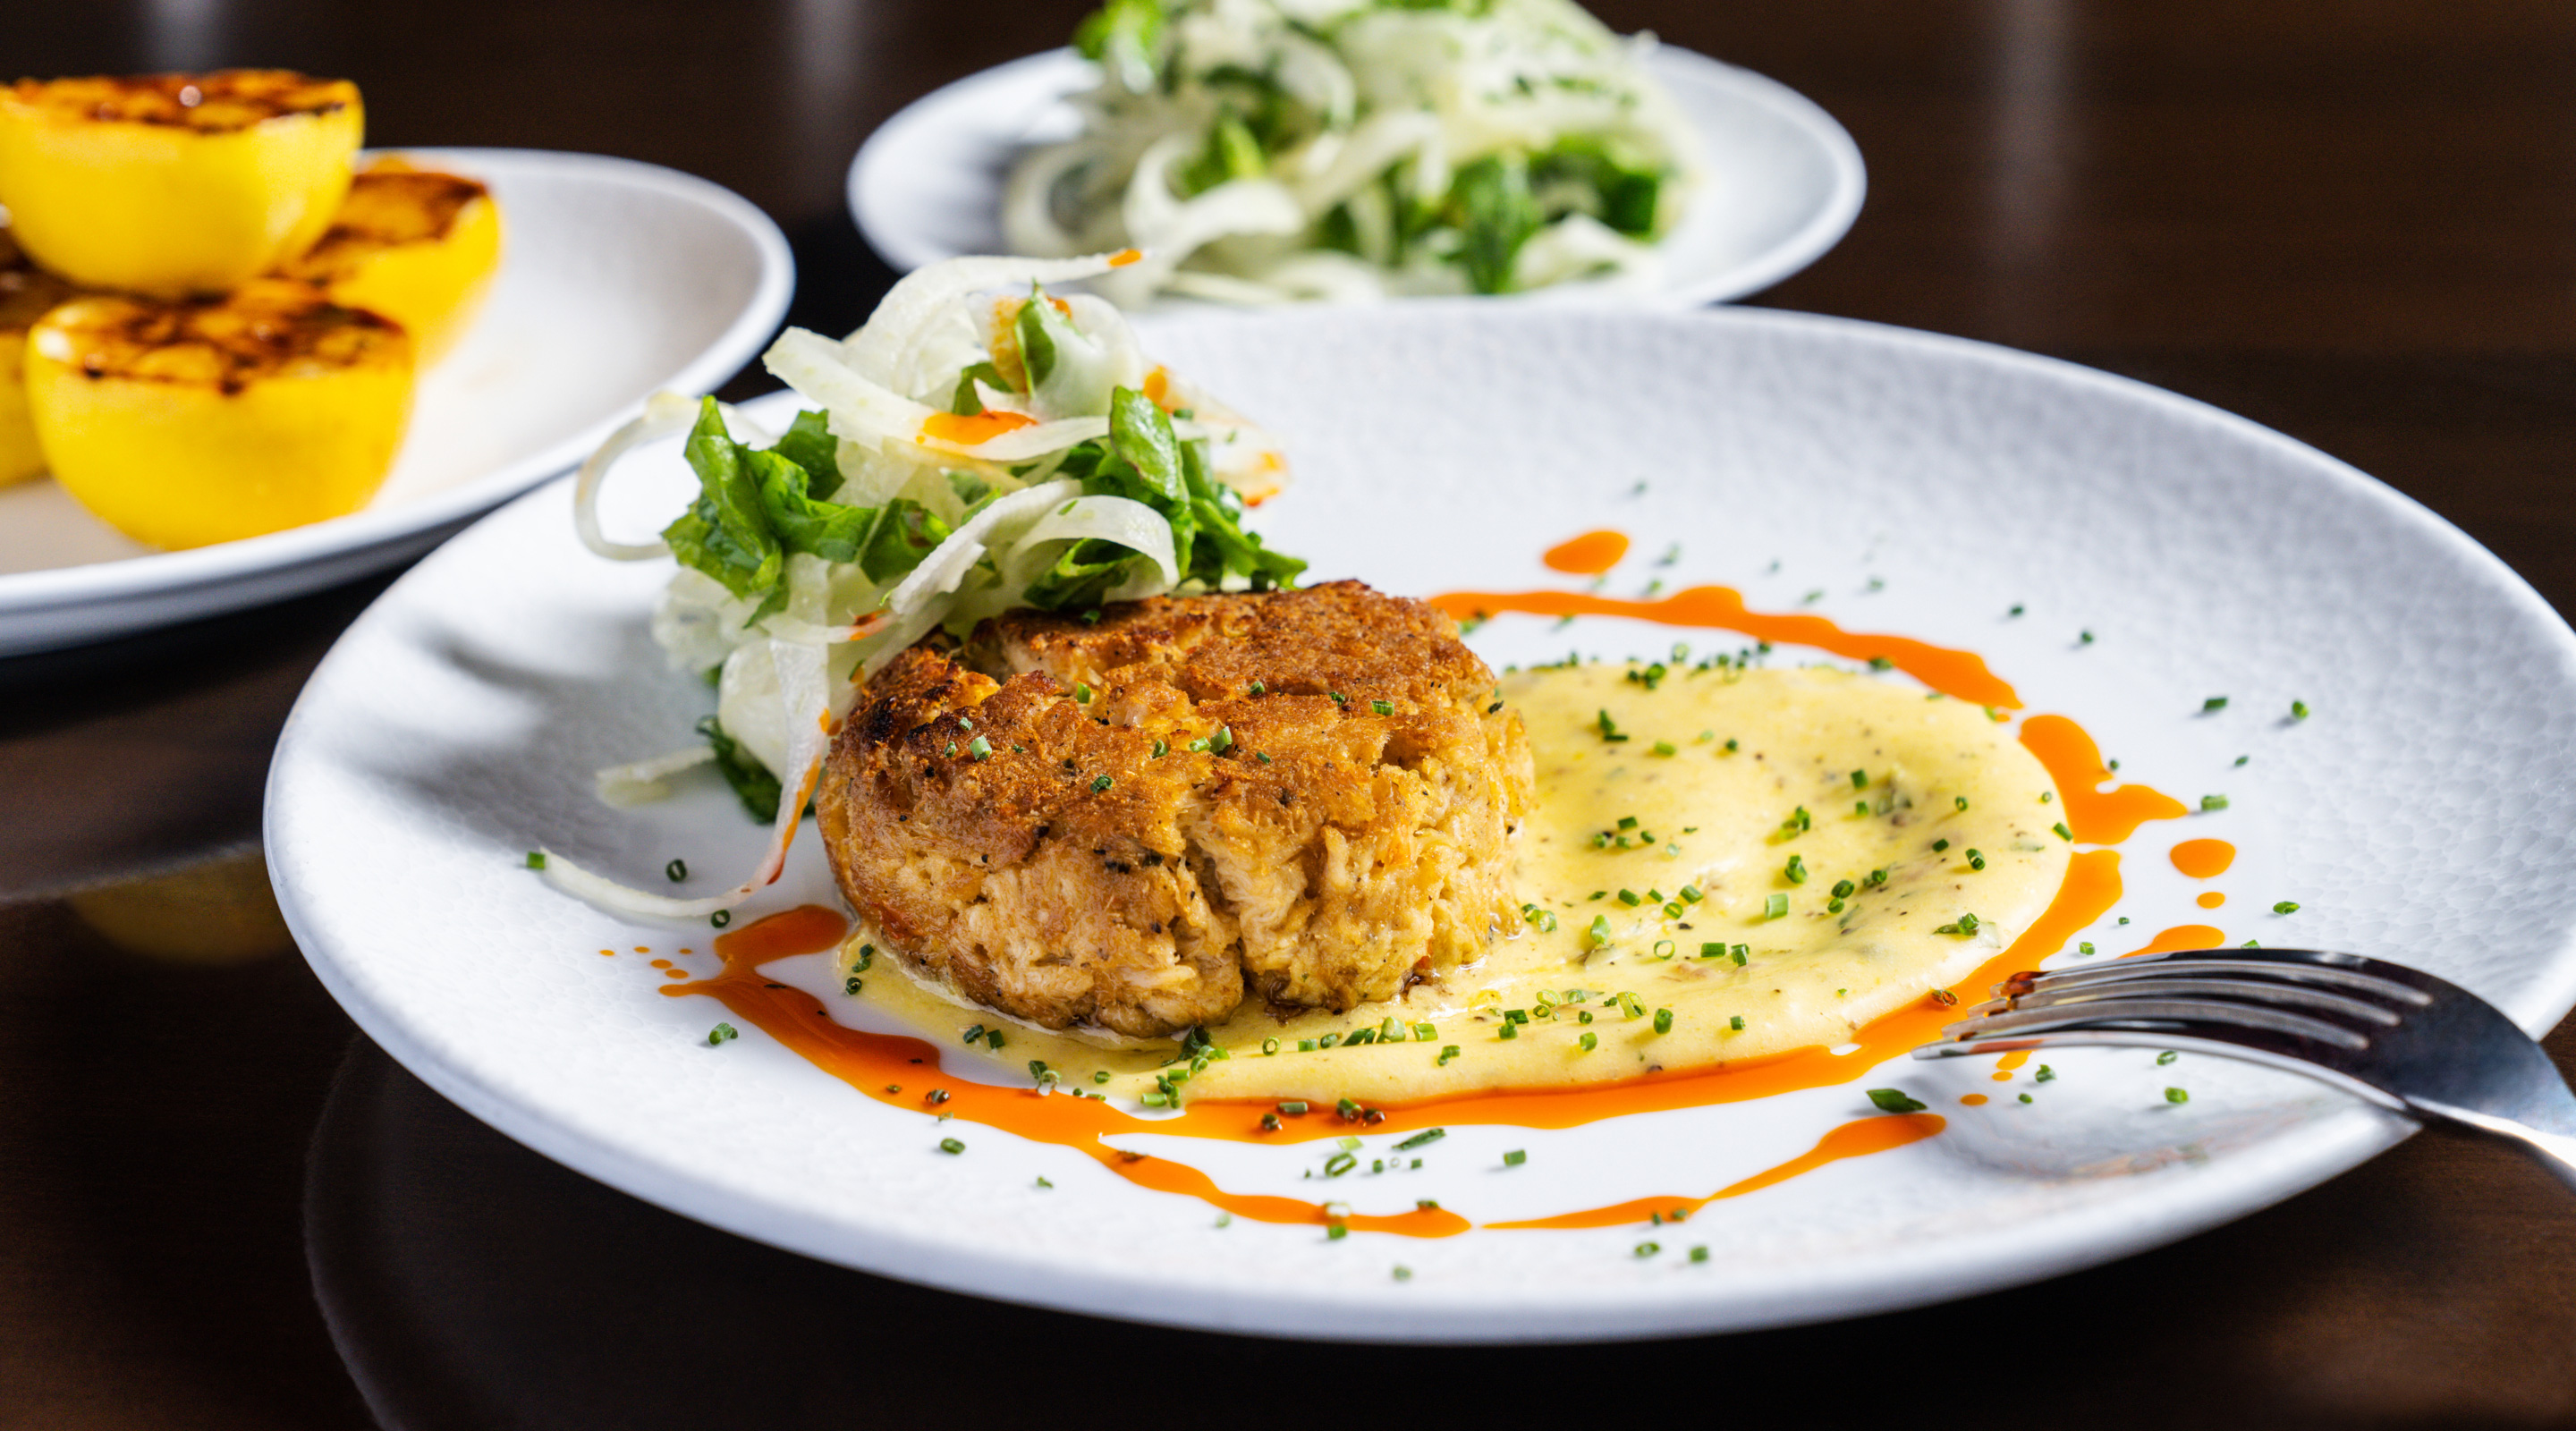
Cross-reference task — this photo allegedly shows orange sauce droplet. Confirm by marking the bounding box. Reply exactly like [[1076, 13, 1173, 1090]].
[[920, 409, 1038, 446], [1142, 365, 1171, 407], [632, 946, 650, 954], [2169, 838, 2236, 879], [1487, 1114, 1946, 1230], [1108, 248, 1142, 267], [598, 949, 614, 957], [1429, 586, 2021, 708], [2198, 892, 2226, 909], [1960, 1093, 1989, 1106], [1541, 529, 1630, 575], [1990, 1049, 2030, 1081], [2127, 924, 2224, 957], [2019, 716, 2190, 843], [714, 903, 852, 961]]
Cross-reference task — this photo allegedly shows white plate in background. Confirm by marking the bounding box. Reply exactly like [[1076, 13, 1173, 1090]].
[[0, 148, 793, 656], [269, 304, 2576, 1342], [850, 47, 1865, 310]]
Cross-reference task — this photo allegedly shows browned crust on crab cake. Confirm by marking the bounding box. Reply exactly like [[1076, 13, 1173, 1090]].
[[814, 580, 1532, 1039]]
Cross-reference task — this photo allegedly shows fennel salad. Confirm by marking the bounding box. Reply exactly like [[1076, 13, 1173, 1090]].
[[1006, 0, 1703, 307], [552, 251, 1303, 920]]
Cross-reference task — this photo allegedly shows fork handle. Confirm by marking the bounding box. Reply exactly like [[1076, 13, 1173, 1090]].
[[2419, 1104, 2576, 1195]]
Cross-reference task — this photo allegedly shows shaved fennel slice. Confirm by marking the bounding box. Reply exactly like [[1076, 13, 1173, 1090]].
[[1002, 141, 1107, 258], [884, 480, 1081, 617], [840, 252, 1136, 393], [576, 393, 780, 562], [542, 642, 838, 922], [998, 495, 1182, 594], [573, 392, 696, 561], [1099, 138, 1302, 307], [766, 327, 1112, 463], [593, 744, 717, 808]]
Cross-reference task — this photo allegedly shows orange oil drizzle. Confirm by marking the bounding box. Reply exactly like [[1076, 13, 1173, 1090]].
[[2170, 838, 2236, 878], [1430, 586, 2020, 709], [1487, 1114, 1946, 1230], [1541, 529, 1631, 575], [663, 850, 2123, 1232], [1992, 1049, 2031, 1081], [2198, 892, 2226, 909], [2128, 923, 2225, 957], [672, 906, 1469, 1238], [648, 567, 2207, 1232], [920, 409, 1038, 445], [2019, 716, 2190, 843], [1960, 1094, 1989, 1106]]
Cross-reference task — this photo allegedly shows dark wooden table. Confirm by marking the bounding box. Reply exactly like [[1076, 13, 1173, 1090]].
[[8, 2, 2576, 1426]]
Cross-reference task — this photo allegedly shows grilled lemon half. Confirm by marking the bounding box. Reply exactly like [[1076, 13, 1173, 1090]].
[[280, 158, 501, 365], [0, 71, 362, 296], [27, 280, 414, 548]]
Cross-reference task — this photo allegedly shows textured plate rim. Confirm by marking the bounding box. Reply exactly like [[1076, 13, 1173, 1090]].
[[846, 46, 1867, 309], [269, 304, 2576, 1342], [0, 148, 794, 623]]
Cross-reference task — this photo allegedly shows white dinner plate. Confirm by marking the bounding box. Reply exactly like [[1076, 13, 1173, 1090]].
[[849, 47, 1865, 311], [268, 305, 2576, 1342], [0, 148, 793, 656]]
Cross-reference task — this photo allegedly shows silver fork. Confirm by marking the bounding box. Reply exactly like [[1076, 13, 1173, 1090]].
[[1911, 946, 2576, 1192]]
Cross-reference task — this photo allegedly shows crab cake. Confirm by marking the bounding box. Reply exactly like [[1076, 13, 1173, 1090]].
[[814, 581, 1532, 1038]]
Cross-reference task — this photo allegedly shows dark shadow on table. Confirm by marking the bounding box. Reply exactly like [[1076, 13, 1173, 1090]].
[[306, 1036, 2576, 1431]]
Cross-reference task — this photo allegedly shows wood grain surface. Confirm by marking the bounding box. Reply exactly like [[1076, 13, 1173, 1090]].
[[4, 1, 2574, 1426]]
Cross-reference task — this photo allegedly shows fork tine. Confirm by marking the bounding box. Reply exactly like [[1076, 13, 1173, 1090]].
[[1933, 995, 2374, 1052], [2004, 975, 2403, 1028], [2005, 951, 2435, 1008]]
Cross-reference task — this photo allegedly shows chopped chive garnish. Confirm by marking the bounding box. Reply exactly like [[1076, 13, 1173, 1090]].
[[523, 851, 547, 869], [1437, 1044, 1461, 1065], [1831, 879, 1856, 899], [1371, 699, 1395, 716], [2165, 1087, 2190, 1104], [1090, 774, 1114, 792], [665, 858, 687, 882], [2157, 1050, 2180, 1065], [1764, 893, 1789, 919], [967, 735, 993, 761], [1073, 682, 1093, 703], [938, 1138, 964, 1154], [710, 910, 732, 928], [2203, 696, 2229, 713], [1784, 854, 1807, 885], [1653, 1008, 1674, 1034], [1729, 1015, 1745, 1031], [1867, 1088, 1926, 1113], [2201, 794, 2230, 811], [2054, 822, 2073, 841], [707, 1022, 738, 1046], [1394, 1128, 1446, 1151], [1851, 769, 1868, 789], [1578, 1031, 1597, 1051], [2291, 699, 2310, 720], [2273, 901, 2301, 914], [1503, 1149, 1527, 1167]]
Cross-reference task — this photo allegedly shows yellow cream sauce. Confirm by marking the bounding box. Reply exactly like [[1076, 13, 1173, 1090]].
[[842, 661, 2070, 1105]]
